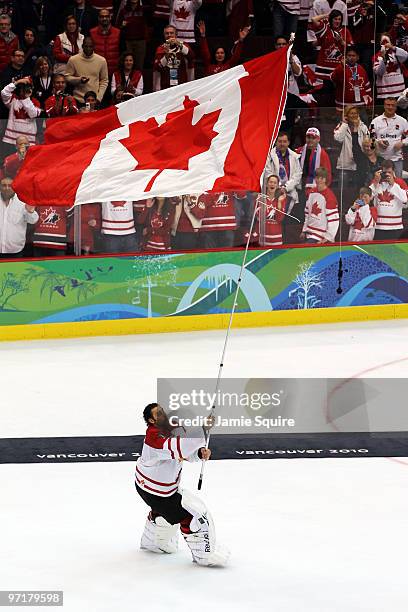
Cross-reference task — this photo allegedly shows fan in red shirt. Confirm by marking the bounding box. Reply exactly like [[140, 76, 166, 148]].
[[199, 192, 237, 249], [256, 175, 286, 248], [331, 46, 372, 112], [153, 24, 195, 91], [197, 19, 250, 76], [45, 74, 78, 117], [67, 203, 101, 254], [90, 8, 121, 76], [143, 197, 176, 252], [171, 194, 207, 250], [1, 135, 30, 179], [309, 9, 353, 82]]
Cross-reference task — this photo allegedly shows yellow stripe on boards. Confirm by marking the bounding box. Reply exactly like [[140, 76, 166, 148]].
[[0, 304, 408, 342]]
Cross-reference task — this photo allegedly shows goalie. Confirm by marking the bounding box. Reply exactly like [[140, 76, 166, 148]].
[[135, 403, 229, 567]]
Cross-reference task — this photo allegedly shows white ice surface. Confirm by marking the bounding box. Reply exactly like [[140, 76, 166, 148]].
[[1, 320, 408, 611], [1, 319, 408, 438]]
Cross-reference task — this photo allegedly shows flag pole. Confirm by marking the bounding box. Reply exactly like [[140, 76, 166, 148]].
[[197, 199, 260, 490], [198, 43, 293, 490]]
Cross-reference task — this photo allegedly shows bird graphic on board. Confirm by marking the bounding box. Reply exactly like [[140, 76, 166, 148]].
[[53, 285, 66, 297], [79, 269, 94, 280]]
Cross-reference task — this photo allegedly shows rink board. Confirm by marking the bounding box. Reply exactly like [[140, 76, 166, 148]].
[[2, 432, 408, 464], [0, 242, 408, 340]]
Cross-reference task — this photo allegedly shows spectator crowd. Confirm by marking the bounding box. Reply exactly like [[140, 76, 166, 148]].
[[0, 0, 408, 257]]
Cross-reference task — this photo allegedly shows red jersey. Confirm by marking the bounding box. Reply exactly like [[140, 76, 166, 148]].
[[33, 205, 72, 249], [331, 63, 372, 109], [257, 197, 285, 247], [175, 197, 207, 233], [199, 193, 237, 232], [145, 204, 175, 251], [311, 20, 353, 80]]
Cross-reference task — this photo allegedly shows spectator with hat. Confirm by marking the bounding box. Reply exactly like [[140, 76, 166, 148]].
[[296, 127, 332, 190]]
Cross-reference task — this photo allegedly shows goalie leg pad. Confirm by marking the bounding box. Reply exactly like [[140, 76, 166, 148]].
[[140, 512, 179, 554], [180, 489, 230, 567]]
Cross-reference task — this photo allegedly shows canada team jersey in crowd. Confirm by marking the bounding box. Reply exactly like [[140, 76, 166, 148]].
[[373, 48, 408, 99], [170, 0, 202, 43], [303, 188, 339, 242], [330, 63, 372, 109], [33, 206, 74, 249], [101, 201, 135, 235], [369, 182, 408, 230], [199, 192, 237, 231], [258, 197, 285, 247], [145, 206, 175, 250], [311, 20, 353, 80], [1, 83, 41, 145], [135, 425, 206, 497], [345, 204, 377, 242]]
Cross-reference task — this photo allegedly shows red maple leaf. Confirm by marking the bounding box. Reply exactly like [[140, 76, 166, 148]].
[[378, 190, 393, 203], [173, 6, 190, 19], [119, 96, 221, 192], [311, 201, 321, 216]]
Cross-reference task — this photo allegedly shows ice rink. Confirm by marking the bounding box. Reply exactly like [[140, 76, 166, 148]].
[[1, 320, 408, 611]]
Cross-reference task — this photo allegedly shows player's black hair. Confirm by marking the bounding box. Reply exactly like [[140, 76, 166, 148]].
[[143, 402, 158, 425]]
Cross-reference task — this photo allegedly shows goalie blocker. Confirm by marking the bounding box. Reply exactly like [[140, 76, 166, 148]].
[[136, 403, 229, 567]]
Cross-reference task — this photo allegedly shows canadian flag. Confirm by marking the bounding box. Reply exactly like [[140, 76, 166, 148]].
[[14, 48, 289, 207]]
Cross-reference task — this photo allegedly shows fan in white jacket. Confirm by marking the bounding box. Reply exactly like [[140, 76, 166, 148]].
[[334, 113, 369, 170], [263, 133, 302, 211]]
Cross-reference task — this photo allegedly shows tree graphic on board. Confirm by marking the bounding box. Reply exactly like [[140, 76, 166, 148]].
[[289, 261, 323, 309], [20, 267, 97, 303], [130, 254, 177, 317], [0, 272, 30, 310]]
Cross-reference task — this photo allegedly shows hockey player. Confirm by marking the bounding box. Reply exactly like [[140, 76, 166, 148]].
[[135, 403, 229, 567]]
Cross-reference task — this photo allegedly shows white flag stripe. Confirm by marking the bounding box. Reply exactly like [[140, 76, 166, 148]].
[[74, 66, 247, 205]]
